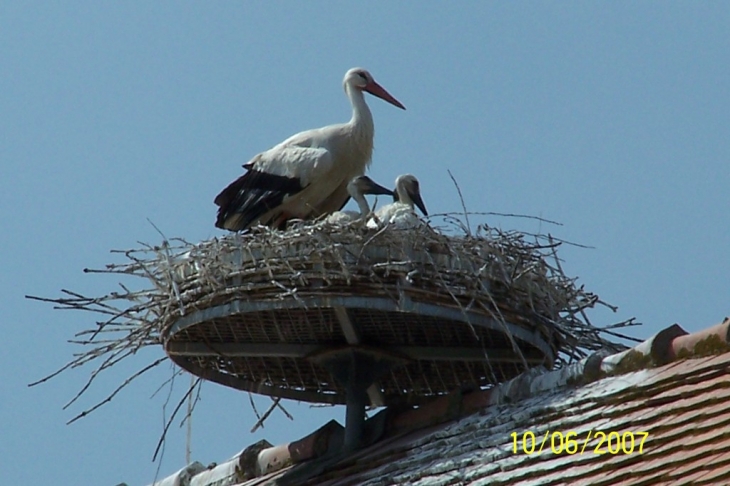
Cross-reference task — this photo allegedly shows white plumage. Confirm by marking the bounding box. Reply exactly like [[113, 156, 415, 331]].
[[323, 175, 393, 224], [214, 68, 405, 231], [368, 174, 428, 229]]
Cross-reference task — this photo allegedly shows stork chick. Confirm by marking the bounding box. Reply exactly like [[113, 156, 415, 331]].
[[368, 174, 428, 229], [324, 175, 394, 224]]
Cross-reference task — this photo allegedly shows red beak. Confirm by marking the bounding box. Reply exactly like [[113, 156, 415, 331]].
[[364, 81, 406, 110]]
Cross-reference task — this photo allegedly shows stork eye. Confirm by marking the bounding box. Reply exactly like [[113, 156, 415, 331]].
[[357, 72, 368, 82]]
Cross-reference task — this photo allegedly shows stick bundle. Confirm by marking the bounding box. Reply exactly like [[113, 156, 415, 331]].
[[28, 214, 636, 422]]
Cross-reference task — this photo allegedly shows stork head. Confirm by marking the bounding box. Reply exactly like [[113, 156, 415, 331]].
[[347, 175, 394, 199], [347, 175, 394, 217], [344, 68, 406, 110], [394, 174, 428, 216]]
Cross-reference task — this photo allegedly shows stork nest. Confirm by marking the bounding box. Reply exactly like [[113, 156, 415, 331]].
[[28, 214, 636, 421]]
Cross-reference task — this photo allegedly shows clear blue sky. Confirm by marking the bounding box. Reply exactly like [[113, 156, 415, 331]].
[[2, 3, 728, 484]]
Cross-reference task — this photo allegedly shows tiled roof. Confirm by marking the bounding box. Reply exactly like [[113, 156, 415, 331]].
[[153, 317, 730, 486]]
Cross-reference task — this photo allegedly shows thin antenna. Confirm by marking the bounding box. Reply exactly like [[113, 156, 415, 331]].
[[186, 373, 193, 464]]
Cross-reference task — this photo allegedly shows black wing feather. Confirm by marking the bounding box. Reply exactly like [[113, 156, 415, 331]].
[[214, 170, 303, 230]]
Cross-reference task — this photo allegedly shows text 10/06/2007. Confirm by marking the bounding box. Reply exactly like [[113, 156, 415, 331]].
[[511, 430, 649, 455]]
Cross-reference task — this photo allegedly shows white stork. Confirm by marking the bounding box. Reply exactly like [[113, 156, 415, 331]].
[[323, 175, 393, 224], [214, 68, 405, 231], [368, 174, 428, 229]]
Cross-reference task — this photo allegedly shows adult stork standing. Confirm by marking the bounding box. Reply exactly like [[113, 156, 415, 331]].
[[214, 68, 405, 231], [368, 174, 428, 229], [323, 175, 393, 224]]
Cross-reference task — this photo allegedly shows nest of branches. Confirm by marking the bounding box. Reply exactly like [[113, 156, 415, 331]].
[[29, 213, 636, 428]]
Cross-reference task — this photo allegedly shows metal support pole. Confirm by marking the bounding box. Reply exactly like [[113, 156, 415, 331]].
[[343, 368, 369, 452], [316, 347, 405, 453]]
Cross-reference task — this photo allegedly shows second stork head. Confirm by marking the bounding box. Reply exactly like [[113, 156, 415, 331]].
[[393, 174, 428, 216]]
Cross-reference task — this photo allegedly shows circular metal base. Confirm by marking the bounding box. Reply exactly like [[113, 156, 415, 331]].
[[163, 294, 556, 405]]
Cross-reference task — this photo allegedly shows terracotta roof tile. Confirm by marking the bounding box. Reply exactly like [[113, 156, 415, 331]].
[[153, 319, 730, 486], [666, 450, 730, 479], [676, 468, 713, 486], [316, 348, 730, 485], [671, 318, 730, 359], [690, 458, 730, 485]]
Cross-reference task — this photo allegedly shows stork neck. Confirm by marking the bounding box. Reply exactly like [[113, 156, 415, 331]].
[[353, 192, 371, 216], [347, 85, 374, 134], [396, 187, 413, 208]]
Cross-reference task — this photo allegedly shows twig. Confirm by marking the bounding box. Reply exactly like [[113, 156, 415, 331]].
[[28, 210, 633, 441], [67, 357, 166, 424], [153, 377, 201, 462], [427, 211, 563, 227], [250, 397, 282, 433], [447, 170, 471, 236]]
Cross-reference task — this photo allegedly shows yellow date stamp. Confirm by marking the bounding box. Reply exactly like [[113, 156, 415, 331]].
[[511, 430, 649, 455]]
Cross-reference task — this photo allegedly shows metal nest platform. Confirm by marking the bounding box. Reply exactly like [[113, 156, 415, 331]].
[[159, 221, 579, 407], [164, 295, 555, 406], [31, 215, 633, 438]]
